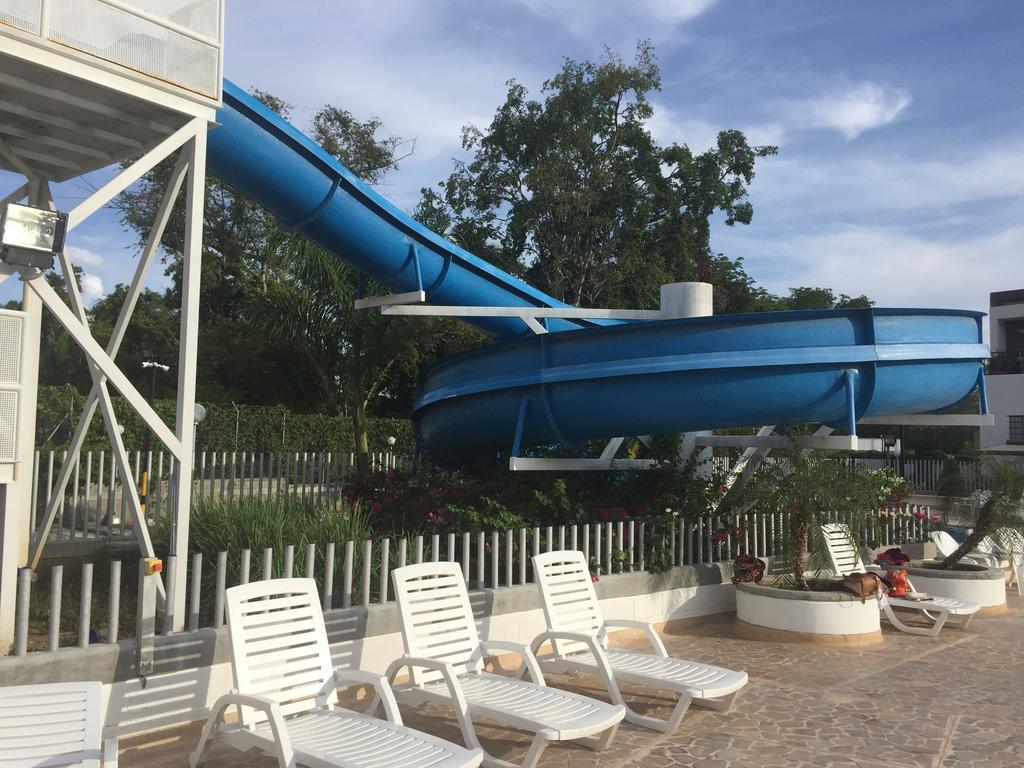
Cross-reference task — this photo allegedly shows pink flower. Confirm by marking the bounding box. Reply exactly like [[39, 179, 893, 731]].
[[931, 515, 941, 523], [592, 575, 600, 583]]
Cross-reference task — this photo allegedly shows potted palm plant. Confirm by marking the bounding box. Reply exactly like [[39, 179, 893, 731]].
[[907, 458, 1024, 612], [729, 445, 895, 642]]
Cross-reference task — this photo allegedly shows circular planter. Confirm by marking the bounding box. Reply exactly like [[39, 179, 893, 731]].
[[735, 582, 882, 644], [903, 562, 1007, 614]]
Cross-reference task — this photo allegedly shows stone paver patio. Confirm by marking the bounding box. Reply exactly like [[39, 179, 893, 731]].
[[120, 594, 1024, 768]]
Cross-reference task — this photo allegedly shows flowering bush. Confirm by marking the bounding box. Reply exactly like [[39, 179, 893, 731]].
[[870, 468, 914, 508]]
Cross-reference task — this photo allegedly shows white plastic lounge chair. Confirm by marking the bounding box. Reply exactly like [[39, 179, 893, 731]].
[[529, 550, 747, 734], [822, 524, 980, 637], [976, 529, 1024, 596], [929, 530, 1005, 569], [0, 681, 117, 767], [190, 578, 481, 768], [389, 561, 624, 768]]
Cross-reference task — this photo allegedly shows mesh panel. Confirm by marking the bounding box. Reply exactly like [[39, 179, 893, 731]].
[[0, 0, 41, 34], [0, 314, 22, 385], [48, 0, 219, 98], [0, 391, 17, 463], [119, 0, 219, 40]]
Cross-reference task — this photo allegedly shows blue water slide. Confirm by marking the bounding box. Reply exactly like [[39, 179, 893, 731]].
[[208, 81, 989, 463]]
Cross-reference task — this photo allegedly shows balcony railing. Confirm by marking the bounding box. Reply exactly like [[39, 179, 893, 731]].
[[0, 0, 223, 100], [988, 351, 1024, 375]]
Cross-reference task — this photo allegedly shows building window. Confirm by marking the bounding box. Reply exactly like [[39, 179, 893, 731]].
[[1010, 415, 1024, 444]]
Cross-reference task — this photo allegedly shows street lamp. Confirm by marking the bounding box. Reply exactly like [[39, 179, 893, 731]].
[[0, 203, 67, 269], [193, 403, 207, 426]]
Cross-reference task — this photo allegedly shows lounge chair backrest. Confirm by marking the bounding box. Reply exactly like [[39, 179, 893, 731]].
[[821, 523, 866, 576], [0, 681, 103, 767], [979, 528, 1024, 556], [532, 550, 604, 655], [391, 562, 484, 686], [930, 530, 960, 558], [224, 578, 338, 728]]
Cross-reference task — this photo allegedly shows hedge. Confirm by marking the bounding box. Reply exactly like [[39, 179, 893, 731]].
[[34, 384, 414, 454]]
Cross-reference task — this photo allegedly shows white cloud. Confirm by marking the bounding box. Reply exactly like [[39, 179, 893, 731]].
[[512, 0, 717, 39], [736, 224, 1023, 317], [647, 102, 783, 154], [80, 274, 105, 304], [781, 82, 912, 140], [66, 245, 104, 268], [750, 139, 1024, 215]]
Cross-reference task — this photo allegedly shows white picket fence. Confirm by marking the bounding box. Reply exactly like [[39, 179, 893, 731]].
[[10, 504, 935, 656], [30, 449, 405, 543]]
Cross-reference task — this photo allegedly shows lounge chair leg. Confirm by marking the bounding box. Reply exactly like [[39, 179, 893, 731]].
[[623, 691, 692, 733], [695, 689, 738, 712], [592, 721, 619, 752], [884, 604, 947, 637], [188, 713, 221, 768], [479, 730, 553, 768], [571, 721, 619, 752]]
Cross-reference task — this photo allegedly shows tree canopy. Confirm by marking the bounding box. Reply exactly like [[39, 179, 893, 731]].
[[416, 42, 780, 313]]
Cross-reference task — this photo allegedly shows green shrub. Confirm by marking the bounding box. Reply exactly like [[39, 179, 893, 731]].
[[150, 495, 373, 588]]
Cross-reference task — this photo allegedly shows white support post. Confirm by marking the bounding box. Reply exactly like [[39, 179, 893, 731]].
[[0, 175, 46, 654], [660, 282, 714, 477], [169, 126, 207, 630]]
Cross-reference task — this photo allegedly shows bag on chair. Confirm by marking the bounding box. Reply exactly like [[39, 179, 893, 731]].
[[731, 554, 767, 584], [840, 572, 889, 603]]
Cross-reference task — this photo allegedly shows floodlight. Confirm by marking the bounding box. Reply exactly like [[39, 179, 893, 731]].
[[0, 203, 67, 270]]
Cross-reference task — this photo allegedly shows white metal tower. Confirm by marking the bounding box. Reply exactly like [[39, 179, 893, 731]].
[[0, 0, 223, 650]]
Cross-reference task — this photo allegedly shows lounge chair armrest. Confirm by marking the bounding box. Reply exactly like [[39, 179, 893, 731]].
[[530, 630, 619, 704], [333, 669, 403, 725], [385, 656, 479, 751], [477, 639, 546, 685], [385, 656, 468, 703], [204, 691, 294, 765], [600, 619, 668, 657], [103, 734, 118, 767]]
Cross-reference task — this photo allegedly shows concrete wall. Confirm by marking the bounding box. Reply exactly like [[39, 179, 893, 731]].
[[0, 562, 735, 737], [981, 373, 1024, 448]]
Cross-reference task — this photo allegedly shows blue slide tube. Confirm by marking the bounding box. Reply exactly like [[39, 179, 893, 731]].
[[209, 81, 988, 463]]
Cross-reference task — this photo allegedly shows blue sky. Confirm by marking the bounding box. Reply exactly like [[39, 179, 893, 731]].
[[3, 0, 1022, 317]]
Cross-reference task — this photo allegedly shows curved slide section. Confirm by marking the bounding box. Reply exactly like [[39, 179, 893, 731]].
[[208, 82, 596, 338], [209, 81, 988, 464]]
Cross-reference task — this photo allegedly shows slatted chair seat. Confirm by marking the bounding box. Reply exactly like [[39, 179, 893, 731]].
[[190, 578, 481, 768], [0, 682, 117, 768], [530, 550, 747, 734], [566, 648, 748, 700], [822, 524, 980, 637], [390, 561, 625, 768]]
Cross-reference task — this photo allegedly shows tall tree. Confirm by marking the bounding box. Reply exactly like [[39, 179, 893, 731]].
[[419, 42, 777, 312]]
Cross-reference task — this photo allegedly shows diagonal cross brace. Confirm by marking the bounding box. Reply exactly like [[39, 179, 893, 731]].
[[27, 153, 188, 571]]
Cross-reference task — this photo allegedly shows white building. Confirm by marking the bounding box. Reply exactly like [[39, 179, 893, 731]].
[[980, 289, 1024, 452]]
